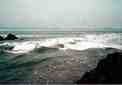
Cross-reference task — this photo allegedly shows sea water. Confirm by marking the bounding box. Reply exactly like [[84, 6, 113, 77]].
[[0, 31, 122, 83]]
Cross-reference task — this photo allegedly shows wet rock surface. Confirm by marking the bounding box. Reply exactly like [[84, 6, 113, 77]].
[[31, 48, 108, 84], [0, 33, 18, 41], [77, 49, 122, 84], [0, 47, 120, 84], [0, 35, 4, 41], [4, 33, 18, 40]]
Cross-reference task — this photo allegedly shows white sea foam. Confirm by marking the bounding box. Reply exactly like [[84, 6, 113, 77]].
[[11, 42, 36, 53], [2, 35, 121, 54], [0, 33, 121, 53]]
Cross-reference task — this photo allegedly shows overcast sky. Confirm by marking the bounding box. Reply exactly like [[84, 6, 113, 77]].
[[0, 0, 121, 31]]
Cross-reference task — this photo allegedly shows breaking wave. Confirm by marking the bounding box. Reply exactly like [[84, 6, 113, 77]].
[[0, 36, 122, 54], [0, 34, 122, 83]]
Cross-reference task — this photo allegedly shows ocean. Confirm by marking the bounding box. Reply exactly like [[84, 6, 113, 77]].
[[0, 31, 122, 84]]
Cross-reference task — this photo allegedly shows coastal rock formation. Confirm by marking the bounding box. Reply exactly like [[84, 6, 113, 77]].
[[4, 33, 18, 40], [0, 35, 4, 41], [77, 50, 122, 84]]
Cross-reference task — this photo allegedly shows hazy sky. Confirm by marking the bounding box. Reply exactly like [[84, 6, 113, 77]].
[[0, 0, 121, 31]]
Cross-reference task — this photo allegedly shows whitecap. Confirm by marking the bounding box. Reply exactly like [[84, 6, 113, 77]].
[[5, 36, 122, 54]]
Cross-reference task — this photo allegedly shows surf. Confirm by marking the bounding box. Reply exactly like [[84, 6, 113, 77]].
[[0, 32, 121, 83]]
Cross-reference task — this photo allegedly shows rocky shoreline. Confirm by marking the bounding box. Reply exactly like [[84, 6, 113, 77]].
[[77, 48, 122, 84], [0, 33, 18, 41]]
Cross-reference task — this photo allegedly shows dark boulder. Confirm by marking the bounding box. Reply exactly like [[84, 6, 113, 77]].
[[57, 44, 64, 48], [77, 51, 122, 84], [4, 33, 18, 40], [0, 35, 4, 41]]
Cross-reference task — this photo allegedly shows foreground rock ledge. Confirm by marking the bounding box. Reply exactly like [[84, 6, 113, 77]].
[[77, 49, 122, 84]]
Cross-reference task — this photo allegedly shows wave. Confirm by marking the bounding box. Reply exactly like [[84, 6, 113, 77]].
[[0, 47, 120, 82], [0, 36, 121, 82], [0, 37, 121, 54]]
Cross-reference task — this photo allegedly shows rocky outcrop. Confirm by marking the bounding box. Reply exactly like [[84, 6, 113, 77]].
[[0, 33, 18, 41], [4, 33, 18, 40], [0, 36, 4, 41], [77, 51, 122, 84]]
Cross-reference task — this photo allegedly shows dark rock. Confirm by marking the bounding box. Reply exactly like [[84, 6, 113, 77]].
[[52, 44, 64, 48], [0, 35, 4, 41], [77, 51, 122, 84], [69, 41, 76, 44], [4, 33, 18, 40], [57, 44, 64, 48], [0, 45, 14, 50]]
